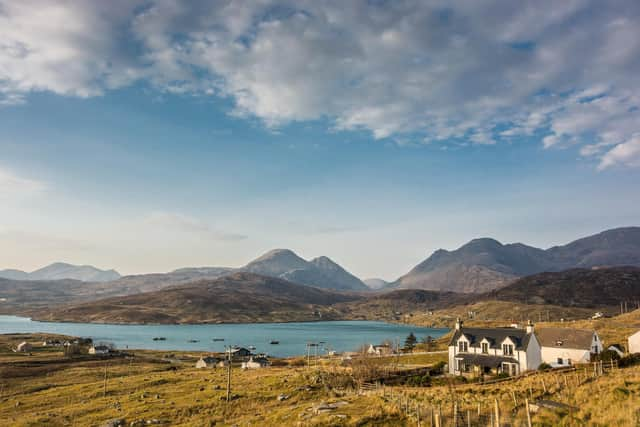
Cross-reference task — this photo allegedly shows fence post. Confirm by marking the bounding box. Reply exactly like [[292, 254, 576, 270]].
[[453, 402, 458, 427], [494, 398, 500, 427], [525, 398, 532, 427]]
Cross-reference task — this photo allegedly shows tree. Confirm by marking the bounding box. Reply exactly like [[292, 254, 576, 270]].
[[422, 335, 435, 352], [404, 332, 417, 352]]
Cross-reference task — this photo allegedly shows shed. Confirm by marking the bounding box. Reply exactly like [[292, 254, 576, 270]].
[[16, 341, 32, 352], [195, 356, 219, 369]]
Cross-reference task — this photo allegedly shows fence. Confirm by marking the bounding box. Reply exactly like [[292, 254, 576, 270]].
[[358, 360, 618, 426]]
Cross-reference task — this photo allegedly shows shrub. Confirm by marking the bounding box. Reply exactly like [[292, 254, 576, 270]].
[[538, 362, 552, 371]]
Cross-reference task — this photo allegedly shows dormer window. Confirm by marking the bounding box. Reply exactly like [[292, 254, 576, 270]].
[[458, 340, 468, 352], [481, 342, 489, 354], [502, 344, 514, 356]]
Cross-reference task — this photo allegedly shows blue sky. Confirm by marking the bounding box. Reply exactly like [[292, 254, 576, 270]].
[[1, 1, 639, 279]]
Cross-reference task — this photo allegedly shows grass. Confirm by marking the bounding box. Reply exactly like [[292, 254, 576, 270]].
[[3, 310, 640, 426]]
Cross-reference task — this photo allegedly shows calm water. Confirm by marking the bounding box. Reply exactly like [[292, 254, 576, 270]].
[[0, 315, 447, 357]]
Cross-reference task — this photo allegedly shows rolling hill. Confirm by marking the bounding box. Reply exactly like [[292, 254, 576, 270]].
[[395, 227, 640, 293], [35, 272, 363, 324], [486, 266, 640, 308]]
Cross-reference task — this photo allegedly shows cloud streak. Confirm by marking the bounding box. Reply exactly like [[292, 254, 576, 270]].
[[145, 211, 247, 242], [1, 1, 640, 168], [0, 167, 45, 198]]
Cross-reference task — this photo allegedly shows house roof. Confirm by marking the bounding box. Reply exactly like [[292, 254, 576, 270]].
[[455, 353, 518, 368], [200, 356, 219, 363], [536, 327, 595, 350], [450, 327, 533, 350]]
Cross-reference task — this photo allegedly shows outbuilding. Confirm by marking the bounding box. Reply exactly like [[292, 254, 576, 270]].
[[537, 327, 602, 367]]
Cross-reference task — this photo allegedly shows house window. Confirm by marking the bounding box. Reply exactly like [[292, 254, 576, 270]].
[[502, 344, 514, 356], [557, 358, 563, 365], [481, 342, 489, 354], [458, 341, 468, 352]]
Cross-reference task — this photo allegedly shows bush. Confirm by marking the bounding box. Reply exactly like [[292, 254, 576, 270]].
[[538, 362, 552, 371], [618, 353, 640, 368], [595, 349, 621, 362]]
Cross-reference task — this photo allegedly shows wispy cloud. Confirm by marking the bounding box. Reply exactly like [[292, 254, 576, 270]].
[[145, 211, 247, 242], [0, 167, 45, 198], [1, 1, 640, 169]]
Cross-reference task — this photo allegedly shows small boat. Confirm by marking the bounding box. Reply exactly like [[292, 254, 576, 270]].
[[270, 340, 279, 345], [212, 338, 225, 342], [152, 337, 166, 341], [188, 339, 199, 343], [248, 345, 256, 351]]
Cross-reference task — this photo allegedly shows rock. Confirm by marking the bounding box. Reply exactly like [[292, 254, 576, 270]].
[[102, 419, 125, 427], [277, 394, 290, 401]]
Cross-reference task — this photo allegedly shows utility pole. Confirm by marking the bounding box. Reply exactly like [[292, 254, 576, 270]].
[[103, 361, 108, 398], [226, 347, 232, 402]]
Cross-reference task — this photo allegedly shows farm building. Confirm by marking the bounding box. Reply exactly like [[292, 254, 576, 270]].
[[16, 342, 32, 352], [367, 344, 394, 356], [241, 356, 270, 369], [448, 319, 541, 377], [537, 327, 602, 367], [88, 345, 111, 355], [195, 356, 219, 369], [629, 330, 640, 354]]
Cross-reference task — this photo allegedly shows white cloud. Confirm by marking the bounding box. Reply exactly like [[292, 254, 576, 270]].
[[598, 135, 640, 170], [0, 167, 45, 198], [145, 211, 247, 241], [1, 1, 640, 168]]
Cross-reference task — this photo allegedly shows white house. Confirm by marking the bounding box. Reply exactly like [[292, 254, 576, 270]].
[[16, 341, 32, 353], [537, 327, 602, 367], [629, 330, 640, 354], [367, 344, 394, 356], [88, 345, 111, 355], [448, 319, 541, 377], [241, 356, 270, 369], [195, 356, 219, 369]]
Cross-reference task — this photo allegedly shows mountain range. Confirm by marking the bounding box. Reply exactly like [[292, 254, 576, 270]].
[[1, 226, 639, 295], [395, 226, 640, 293], [0, 262, 121, 283]]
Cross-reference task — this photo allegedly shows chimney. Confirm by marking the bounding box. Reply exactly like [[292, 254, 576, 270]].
[[455, 317, 463, 331], [526, 319, 534, 334]]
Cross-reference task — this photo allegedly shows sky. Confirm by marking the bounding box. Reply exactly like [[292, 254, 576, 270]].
[[1, 0, 640, 280]]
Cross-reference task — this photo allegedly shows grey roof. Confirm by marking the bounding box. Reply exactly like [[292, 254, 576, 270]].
[[449, 327, 533, 351], [536, 327, 595, 350], [455, 353, 518, 368]]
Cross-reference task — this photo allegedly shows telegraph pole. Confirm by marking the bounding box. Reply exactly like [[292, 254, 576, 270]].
[[226, 347, 232, 402]]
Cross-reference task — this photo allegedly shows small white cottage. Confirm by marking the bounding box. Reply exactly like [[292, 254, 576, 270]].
[[195, 356, 219, 369], [16, 341, 32, 353], [241, 356, 270, 369], [537, 327, 602, 367], [88, 345, 111, 355]]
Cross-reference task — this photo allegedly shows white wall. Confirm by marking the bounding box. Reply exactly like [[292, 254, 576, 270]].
[[629, 331, 640, 354], [525, 334, 542, 370], [541, 346, 590, 367]]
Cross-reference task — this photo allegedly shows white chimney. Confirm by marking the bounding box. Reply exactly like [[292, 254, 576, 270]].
[[526, 320, 534, 334], [455, 317, 463, 331]]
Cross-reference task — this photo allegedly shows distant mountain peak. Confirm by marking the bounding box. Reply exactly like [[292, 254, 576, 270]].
[[242, 249, 368, 291], [0, 262, 121, 283], [395, 226, 640, 293]]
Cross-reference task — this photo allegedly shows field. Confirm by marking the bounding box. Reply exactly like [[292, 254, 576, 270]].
[[2, 310, 640, 426]]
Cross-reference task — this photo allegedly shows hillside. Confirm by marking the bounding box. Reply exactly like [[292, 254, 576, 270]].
[[0, 262, 120, 282], [486, 266, 640, 308], [395, 226, 640, 293], [35, 273, 363, 324]]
